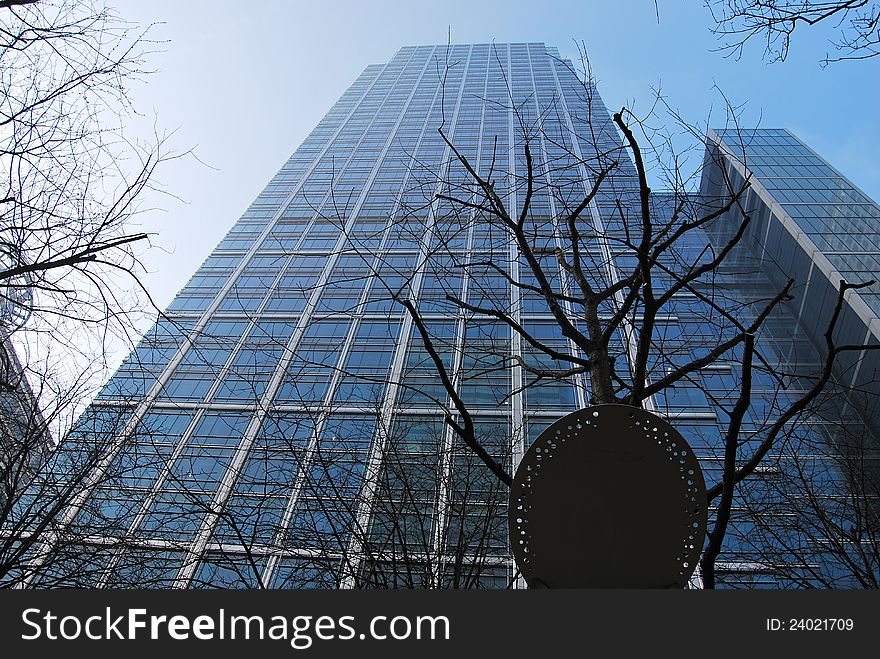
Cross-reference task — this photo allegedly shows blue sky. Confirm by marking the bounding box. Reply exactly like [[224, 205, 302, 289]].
[[111, 0, 880, 329]]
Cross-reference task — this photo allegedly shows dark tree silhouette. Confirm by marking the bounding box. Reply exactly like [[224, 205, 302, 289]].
[[0, 0, 177, 585], [325, 49, 880, 587], [707, 0, 880, 63]]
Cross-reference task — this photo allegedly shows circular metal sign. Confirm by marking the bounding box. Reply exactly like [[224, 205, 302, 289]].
[[509, 404, 707, 588]]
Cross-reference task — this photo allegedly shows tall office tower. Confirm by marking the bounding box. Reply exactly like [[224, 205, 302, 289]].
[[9, 44, 878, 589], [702, 129, 880, 431], [698, 130, 880, 587]]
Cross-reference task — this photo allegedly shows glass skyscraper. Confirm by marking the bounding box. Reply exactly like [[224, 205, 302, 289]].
[[8, 43, 878, 589], [703, 128, 880, 432]]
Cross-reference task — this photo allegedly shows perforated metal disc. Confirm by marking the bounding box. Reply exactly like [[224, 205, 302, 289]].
[[509, 404, 707, 588]]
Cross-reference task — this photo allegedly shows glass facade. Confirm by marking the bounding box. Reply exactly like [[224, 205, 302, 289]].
[[9, 44, 879, 589], [714, 128, 880, 314], [703, 129, 880, 429]]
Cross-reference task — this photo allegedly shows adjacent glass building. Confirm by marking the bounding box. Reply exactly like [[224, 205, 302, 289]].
[[9, 43, 879, 589], [0, 337, 50, 513], [703, 128, 880, 432]]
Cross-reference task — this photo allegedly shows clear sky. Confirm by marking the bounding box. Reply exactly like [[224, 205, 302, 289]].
[[110, 0, 880, 355]]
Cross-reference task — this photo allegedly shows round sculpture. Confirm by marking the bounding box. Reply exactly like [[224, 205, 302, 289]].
[[509, 404, 707, 588]]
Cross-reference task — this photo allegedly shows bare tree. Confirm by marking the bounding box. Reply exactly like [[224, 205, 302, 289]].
[[706, 0, 880, 63], [0, 0, 179, 585], [0, 0, 175, 453], [323, 48, 880, 588], [0, 0, 170, 332]]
